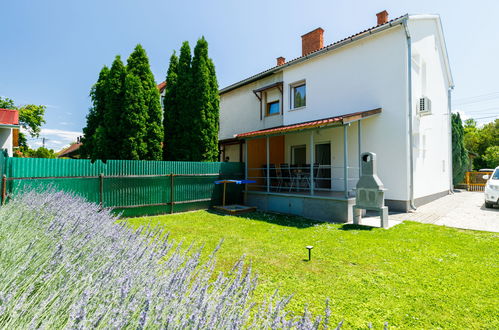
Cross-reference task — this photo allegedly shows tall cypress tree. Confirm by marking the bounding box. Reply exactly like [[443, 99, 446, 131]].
[[121, 73, 147, 160], [452, 113, 469, 185], [191, 37, 220, 162], [163, 52, 178, 161], [81, 66, 109, 161], [207, 56, 220, 161], [121, 44, 163, 160], [174, 41, 193, 160], [102, 56, 126, 160]]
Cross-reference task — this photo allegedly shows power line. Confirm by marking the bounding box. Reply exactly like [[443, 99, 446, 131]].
[[453, 91, 499, 104], [470, 115, 498, 120]]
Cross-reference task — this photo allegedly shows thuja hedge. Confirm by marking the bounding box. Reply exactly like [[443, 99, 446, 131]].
[[0, 191, 336, 329]]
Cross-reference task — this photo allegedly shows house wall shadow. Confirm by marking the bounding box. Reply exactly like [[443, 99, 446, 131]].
[[207, 209, 322, 229]]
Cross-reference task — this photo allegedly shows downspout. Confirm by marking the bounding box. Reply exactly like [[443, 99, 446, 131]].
[[403, 20, 417, 211], [448, 86, 454, 194]]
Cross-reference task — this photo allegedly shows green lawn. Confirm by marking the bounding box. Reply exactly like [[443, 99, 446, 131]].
[[127, 210, 499, 328]]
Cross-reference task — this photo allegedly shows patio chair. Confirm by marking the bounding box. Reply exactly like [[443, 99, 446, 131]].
[[269, 164, 282, 191], [261, 164, 268, 188], [280, 163, 292, 191]]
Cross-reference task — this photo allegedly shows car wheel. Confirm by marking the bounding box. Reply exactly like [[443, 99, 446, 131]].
[[485, 201, 494, 208]]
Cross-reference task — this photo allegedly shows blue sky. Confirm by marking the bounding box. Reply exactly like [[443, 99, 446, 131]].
[[1, 0, 498, 150]]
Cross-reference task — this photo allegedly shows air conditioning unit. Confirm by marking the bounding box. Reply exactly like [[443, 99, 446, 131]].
[[418, 96, 432, 115]]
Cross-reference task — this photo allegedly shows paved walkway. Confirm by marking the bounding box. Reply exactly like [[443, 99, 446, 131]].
[[358, 190, 499, 232]]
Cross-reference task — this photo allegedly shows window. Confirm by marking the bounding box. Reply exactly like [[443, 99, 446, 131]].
[[266, 100, 280, 116], [291, 83, 306, 109], [291, 145, 306, 165]]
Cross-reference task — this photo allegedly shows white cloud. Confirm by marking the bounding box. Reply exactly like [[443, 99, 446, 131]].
[[26, 128, 82, 151]]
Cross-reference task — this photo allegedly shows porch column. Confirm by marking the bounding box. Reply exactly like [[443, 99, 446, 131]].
[[244, 141, 248, 180], [344, 124, 349, 198], [358, 120, 362, 178], [310, 130, 314, 195], [266, 136, 270, 192]]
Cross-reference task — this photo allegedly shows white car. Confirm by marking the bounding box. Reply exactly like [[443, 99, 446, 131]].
[[484, 166, 499, 208]]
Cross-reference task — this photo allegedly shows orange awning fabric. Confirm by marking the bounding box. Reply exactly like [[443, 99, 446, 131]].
[[235, 108, 381, 139]]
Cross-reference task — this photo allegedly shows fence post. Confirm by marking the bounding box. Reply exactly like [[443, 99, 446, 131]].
[[170, 173, 174, 214], [1, 175, 6, 205], [99, 173, 104, 207]]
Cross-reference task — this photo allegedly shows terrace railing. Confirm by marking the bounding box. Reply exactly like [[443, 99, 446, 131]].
[[246, 164, 359, 197]]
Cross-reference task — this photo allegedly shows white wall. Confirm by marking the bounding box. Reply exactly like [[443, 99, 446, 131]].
[[409, 18, 452, 198], [219, 73, 283, 140], [0, 128, 13, 157], [219, 20, 452, 202], [281, 27, 410, 200]]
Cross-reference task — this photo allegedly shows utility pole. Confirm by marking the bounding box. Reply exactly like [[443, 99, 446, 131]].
[[42, 137, 46, 148]]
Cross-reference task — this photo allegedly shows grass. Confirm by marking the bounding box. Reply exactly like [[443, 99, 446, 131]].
[[127, 210, 499, 328]]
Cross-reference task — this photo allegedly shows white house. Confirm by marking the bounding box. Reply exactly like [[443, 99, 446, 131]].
[[218, 11, 454, 222], [0, 108, 20, 157]]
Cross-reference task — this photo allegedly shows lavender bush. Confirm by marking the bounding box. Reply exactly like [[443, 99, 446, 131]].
[[0, 190, 334, 329]]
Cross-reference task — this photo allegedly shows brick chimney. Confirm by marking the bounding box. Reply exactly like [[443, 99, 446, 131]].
[[301, 28, 324, 56], [376, 10, 389, 25], [276, 56, 286, 66]]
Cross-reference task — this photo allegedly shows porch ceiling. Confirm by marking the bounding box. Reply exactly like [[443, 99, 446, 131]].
[[235, 107, 381, 139]]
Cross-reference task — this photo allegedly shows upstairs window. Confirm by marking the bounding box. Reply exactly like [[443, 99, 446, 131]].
[[291, 82, 306, 109], [266, 100, 280, 116]]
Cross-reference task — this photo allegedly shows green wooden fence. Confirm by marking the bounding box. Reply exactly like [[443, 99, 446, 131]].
[[0, 153, 244, 217]]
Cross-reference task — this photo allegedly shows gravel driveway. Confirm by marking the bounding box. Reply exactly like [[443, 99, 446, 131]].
[[389, 190, 499, 232]]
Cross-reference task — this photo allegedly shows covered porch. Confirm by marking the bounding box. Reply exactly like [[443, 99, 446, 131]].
[[238, 108, 381, 222]]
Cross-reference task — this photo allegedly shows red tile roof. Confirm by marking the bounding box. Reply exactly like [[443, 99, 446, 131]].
[[0, 108, 19, 126], [58, 143, 82, 157], [157, 81, 166, 93], [236, 108, 381, 138]]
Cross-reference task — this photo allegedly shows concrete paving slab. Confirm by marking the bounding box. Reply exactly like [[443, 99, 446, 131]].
[[389, 190, 499, 232]]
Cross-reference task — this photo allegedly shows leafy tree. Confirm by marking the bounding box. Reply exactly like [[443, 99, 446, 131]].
[[124, 45, 163, 160], [163, 52, 178, 161], [483, 145, 499, 168], [31, 147, 56, 159], [190, 37, 220, 162], [451, 113, 468, 184], [0, 97, 46, 152], [80, 66, 109, 160], [464, 118, 499, 169], [103, 56, 126, 160]]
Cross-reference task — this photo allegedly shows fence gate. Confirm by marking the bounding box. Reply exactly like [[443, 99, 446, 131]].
[[465, 171, 491, 191]]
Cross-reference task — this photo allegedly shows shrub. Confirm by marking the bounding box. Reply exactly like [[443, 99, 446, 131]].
[[0, 191, 332, 328]]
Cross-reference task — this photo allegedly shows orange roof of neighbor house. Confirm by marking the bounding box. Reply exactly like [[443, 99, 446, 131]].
[[0, 108, 19, 126], [157, 81, 167, 93], [58, 142, 82, 158], [236, 108, 382, 138]]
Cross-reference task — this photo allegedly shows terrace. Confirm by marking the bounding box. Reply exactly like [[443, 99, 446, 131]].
[[238, 109, 381, 222]]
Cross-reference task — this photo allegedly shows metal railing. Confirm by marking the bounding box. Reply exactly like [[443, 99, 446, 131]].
[[246, 164, 359, 196]]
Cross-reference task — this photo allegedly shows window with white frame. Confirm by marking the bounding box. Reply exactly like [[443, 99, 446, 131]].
[[290, 81, 306, 109]]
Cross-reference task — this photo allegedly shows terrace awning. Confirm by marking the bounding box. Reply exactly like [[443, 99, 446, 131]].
[[235, 107, 381, 139]]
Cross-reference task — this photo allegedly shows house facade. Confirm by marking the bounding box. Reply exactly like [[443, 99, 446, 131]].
[[218, 11, 454, 222], [0, 108, 20, 157]]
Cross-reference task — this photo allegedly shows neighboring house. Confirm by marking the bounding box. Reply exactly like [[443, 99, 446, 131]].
[[218, 11, 454, 222], [158, 81, 167, 109], [0, 108, 20, 157], [58, 142, 82, 159]]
